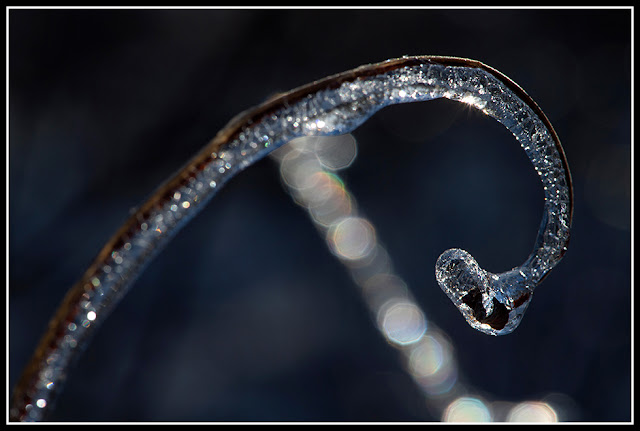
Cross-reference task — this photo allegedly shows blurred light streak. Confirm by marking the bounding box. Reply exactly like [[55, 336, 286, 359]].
[[443, 396, 492, 422], [271, 135, 574, 422], [380, 300, 427, 345], [328, 216, 376, 261], [406, 334, 457, 396], [506, 401, 559, 423], [312, 134, 358, 171]]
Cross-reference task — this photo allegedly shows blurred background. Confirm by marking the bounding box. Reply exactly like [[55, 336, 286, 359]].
[[8, 8, 631, 422]]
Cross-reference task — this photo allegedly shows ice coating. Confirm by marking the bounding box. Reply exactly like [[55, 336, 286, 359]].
[[435, 249, 536, 336], [10, 56, 572, 421]]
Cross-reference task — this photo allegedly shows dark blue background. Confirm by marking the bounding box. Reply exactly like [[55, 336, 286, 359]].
[[9, 8, 631, 422]]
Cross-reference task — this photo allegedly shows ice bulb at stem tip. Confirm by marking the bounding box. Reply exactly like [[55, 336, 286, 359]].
[[436, 248, 535, 336]]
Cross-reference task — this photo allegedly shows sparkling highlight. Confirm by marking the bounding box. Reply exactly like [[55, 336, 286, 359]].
[[11, 56, 571, 422]]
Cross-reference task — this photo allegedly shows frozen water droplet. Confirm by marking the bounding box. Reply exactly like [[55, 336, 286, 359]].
[[435, 248, 534, 336]]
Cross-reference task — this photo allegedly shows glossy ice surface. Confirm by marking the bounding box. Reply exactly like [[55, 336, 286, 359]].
[[11, 57, 571, 420]]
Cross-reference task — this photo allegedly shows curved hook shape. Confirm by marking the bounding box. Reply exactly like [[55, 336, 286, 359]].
[[10, 56, 572, 421]]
